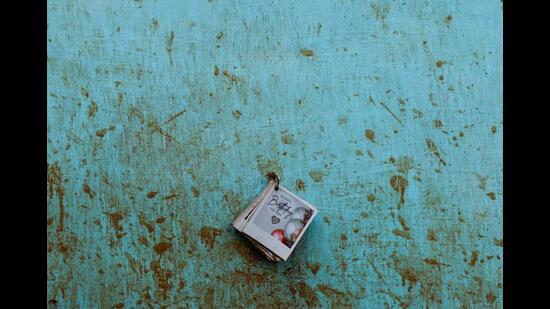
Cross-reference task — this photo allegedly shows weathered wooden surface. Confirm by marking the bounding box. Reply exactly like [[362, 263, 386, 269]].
[[47, 0, 503, 308]]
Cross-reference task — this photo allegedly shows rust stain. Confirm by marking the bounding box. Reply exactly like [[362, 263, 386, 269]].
[[486, 292, 497, 303], [296, 282, 320, 307], [427, 229, 438, 241], [364, 129, 376, 143], [166, 31, 174, 65], [153, 242, 172, 255], [138, 213, 155, 233], [147, 191, 158, 199], [426, 139, 447, 166], [191, 187, 200, 197], [163, 109, 186, 124], [445, 15, 453, 27], [468, 250, 479, 267], [295, 179, 306, 192], [108, 212, 126, 239], [423, 258, 449, 267], [96, 125, 115, 137], [48, 163, 65, 234], [317, 284, 353, 308], [156, 217, 166, 224], [150, 260, 173, 300], [435, 60, 446, 68], [88, 101, 98, 118], [299, 48, 314, 57], [82, 183, 94, 199], [308, 262, 320, 275], [486, 192, 496, 200], [138, 236, 149, 246], [232, 110, 242, 119], [47, 217, 54, 226], [308, 170, 326, 182], [400, 268, 419, 292], [281, 130, 293, 144], [390, 175, 408, 209], [199, 226, 223, 249]]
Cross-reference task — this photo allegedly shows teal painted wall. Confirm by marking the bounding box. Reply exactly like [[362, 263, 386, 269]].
[[47, 0, 503, 308]]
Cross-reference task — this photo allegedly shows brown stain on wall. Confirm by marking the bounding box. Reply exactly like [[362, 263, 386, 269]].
[[228, 240, 262, 263], [153, 242, 172, 255], [300, 48, 314, 57], [317, 284, 353, 308], [83, 183, 94, 198], [147, 191, 158, 198], [295, 179, 306, 191], [308, 262, 320, 275], [364, 129, 376, 143], [468, 250, 479, 267], [426, 139, 447, 166], [166, 31, 174, 65], [138, 213, 155, 233], [150, 260, 173, 300], [390, 175, 408, 209], [88, 101, 98, 118], [296, 281, 320, 307], [108, 212, 126, 239], [309, 170, 326, 182], [48, 163, 65, 234], [199, 227, 223, 249]]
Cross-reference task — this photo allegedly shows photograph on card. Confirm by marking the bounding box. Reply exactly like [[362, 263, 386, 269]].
[[252, 188, 314, 248]]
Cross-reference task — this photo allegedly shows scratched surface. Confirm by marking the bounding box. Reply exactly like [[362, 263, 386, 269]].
[[47, 0, 503, 308]]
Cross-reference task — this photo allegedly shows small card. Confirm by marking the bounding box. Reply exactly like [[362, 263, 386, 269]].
[[232, 179, 318, 261]]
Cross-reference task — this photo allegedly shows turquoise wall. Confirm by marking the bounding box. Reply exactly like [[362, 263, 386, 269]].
[[47, 0, 503, 307]]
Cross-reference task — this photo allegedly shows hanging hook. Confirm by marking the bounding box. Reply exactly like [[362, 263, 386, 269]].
[[267, 172, 280, 190]]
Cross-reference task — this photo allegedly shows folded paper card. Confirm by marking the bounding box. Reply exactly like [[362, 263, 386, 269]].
[[232, 177, 318, 261]]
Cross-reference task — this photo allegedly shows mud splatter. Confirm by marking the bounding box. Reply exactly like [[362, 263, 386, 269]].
[[281, 130, 293, 144], [317, 284, 353, 308], [299, 48, 314, 57], [308, 262, 320, 275], [96, 125, 115, 137], [468, 250, 479, 267], [308, 170, 326, 182], [367, 193, 376, 203], [138, 214, 155, 234], [424, 258, 449, 267], [364, 129, 376, 143], [444, 15, 453, 28], [296, 282, 320, 307], [390, 175, 408, 209], [295, 179, 306, 191], [88, 101, 98, 118], [108, 212, 125, 239], [191, 187, 200, 198], [48, 163, 64, 234], [486, 292, 496, 303], [256, 156, 282, 178], [153, 242, 172, 255], [82, 183, 94, 199], [199, 227, 222, 249], [426, 139, 447, 166], [150, 260, 173, 300], [164, 109, 186, 124], [232, 110, 242, 119], [138, 236, 149, 246], [427, 229, 438, 241], [166, 31, 174, 65]]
